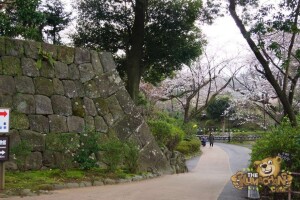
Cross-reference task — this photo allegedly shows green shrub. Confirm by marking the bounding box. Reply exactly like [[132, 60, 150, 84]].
[[148, 119, 185, 151], [11, 140, 33, 171], [251, 117, 300, 190], [74, 131, 101, 170], [123, 141, 140, 173], [176, 137, 200, 156], [46, 133, 79, 170], [101, 136, 124, 172]]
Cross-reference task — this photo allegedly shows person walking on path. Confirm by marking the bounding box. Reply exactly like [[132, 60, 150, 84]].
[[208, 133, 214, 147]]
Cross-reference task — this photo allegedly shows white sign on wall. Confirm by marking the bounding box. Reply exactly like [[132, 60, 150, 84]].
[[0, 108, 10, 133]]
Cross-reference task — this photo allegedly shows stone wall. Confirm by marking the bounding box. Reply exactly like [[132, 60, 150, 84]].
[[0, 37, 171, 173]]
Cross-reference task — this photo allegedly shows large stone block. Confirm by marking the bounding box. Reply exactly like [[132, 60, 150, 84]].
[[107, 95, 124, 121], [103, 113, 114, 126], [9, 129, 21, 148], [99, 52, 116, 72], [53, 78, 65, 95], [68, 64, 80, 80], [63, 80, 78, 98], [94, 116, 108, 133], [6, 39, 24, 57], [75, 48, 90, 64], [28, 115, 49, 133], [49, 115, 68, 133], [57, 46, 74, 64], [0, 75, 15, 95], [11, 111, 30, 130], [75, 81, 85, 97], [34, 77, 54, 96], [26, 152, 43, 170], [22, 57, 40, 77], [72, 97, 85, 118], [2, 56, 22, 76], [85, 116, 95, 131], [19, 130, 45, 151], [35, 95, 53, 114], [93, 98, 110, 116], [51, 95, 72, 116], [24, 41, 41, 59], [39, 61, 55, 78], [115, 87, 138, 115], [54, 61, 68, 79], [91, 50, 103, 75], [42, 43, 57, 60], [13, 94, 35, 114], [113, 115, 143, 140], [15, 76, 35, 94], [84, 80, 100, 98], [83, 97, 97, 116], [67, 116, 85, 133], [94, 71, 123, 98], [78, 63, 94, 83], [0, 95, 12, 107]]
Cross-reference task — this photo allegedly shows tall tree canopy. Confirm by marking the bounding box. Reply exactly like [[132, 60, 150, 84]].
[[226, 0, 300, 126], [43, 0, 71, 44], [0, 0, 45, 41], [73, 0, 204, 102], [0, 0, 71, 44]]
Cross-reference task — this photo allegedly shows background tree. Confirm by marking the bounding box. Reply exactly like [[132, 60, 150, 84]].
[[227, 0, 300, 126], [73, 0, 203, 103], [0, 0, 45, 41], [206, 96, 230, 121], [142, 52, 239, 123], [43, 0, 71, 44]]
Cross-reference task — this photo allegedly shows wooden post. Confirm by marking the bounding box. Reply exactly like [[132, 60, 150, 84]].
[[0, 162, 4, 190], [288, 189, 292, 200]]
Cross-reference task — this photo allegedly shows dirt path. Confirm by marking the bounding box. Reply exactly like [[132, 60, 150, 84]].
[[10, 145, 232, 200]]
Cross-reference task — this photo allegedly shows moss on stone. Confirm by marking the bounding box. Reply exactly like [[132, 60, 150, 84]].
[[34, 77, 54, 96], [2, 56, 22, 76], [57, 46, 74, 64], [71, 97, 86, 118], [11, 112, 30, 130], [93, 98, 110, 116], [6, 39, 24, 57]]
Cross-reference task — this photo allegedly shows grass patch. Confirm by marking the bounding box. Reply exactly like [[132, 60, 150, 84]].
[[5, 168, 138, 192]]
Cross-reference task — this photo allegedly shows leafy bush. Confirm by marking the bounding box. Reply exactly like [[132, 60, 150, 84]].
[[148, 119, 185, 151], [11, 140, 33, 171], [176, 137, 200, 156], [123, 141, 140, 173], [101, 136, 124, 172], [45, 133, 78, 170], [73, 131, 101, 170], [182, 121, 198, 138], [251, 117, 300, 190]]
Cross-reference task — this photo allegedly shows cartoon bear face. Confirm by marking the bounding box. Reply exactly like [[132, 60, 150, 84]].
[[254, 156, 282, 177]]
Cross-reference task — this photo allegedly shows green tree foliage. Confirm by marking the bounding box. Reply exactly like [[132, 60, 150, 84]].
[[206, 96, 230, 121], [0, 0, 45, 41], [0, 0, 70, 43], [251, 117, 300, 190], [73, 0, 203, 102], [43, 0, 71, 44]]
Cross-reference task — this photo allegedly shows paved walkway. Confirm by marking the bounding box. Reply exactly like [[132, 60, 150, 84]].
[[10, 145, 232, 200]]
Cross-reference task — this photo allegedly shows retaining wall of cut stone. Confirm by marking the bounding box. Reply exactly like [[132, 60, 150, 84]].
[[0, 37, 171, 173]]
